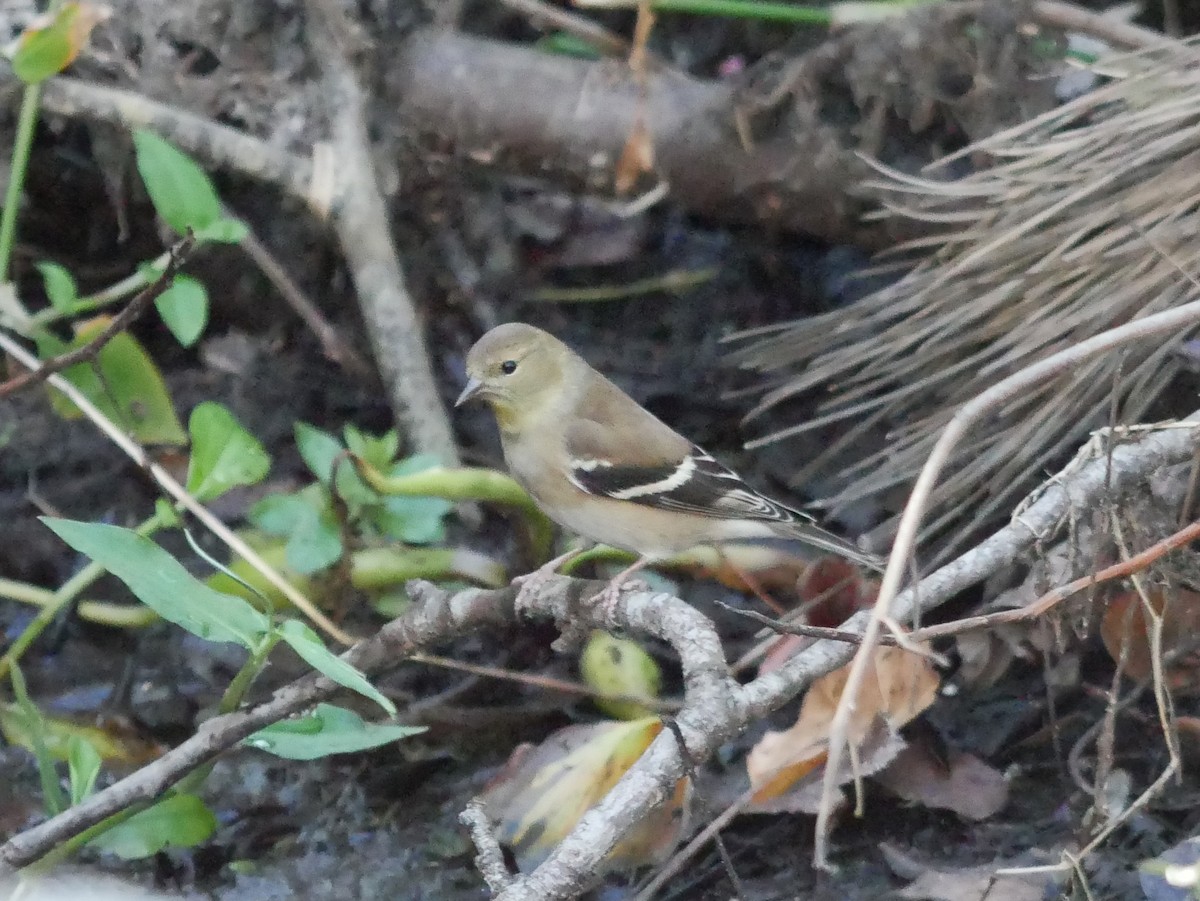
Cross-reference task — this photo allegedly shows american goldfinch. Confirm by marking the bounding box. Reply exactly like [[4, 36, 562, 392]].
[[456, 323, 882, 610]]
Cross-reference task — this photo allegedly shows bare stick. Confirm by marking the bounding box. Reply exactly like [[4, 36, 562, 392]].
[[461, 799, 516, 893], [0, 574, 729, 873], [231, 217, 374, 380], [905, 516, 1200, 643], [302, 0, 460, 464], [0, 333, 355, 647], [812, 299, 1200, 869]]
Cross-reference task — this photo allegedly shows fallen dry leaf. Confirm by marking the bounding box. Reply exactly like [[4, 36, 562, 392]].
[[1100, 588, 1200, 694], [747, 643, 939, 809], [881, 844, 1050, 901], [896, 862, 1047, 901], [480, 718, 689, 872], [876, 743, 1009, 821]]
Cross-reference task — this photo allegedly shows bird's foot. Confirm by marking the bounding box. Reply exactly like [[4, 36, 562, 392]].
[[588, 557, 653, 625], [512, 547, 586, 617], [590, 576, 650, 624]]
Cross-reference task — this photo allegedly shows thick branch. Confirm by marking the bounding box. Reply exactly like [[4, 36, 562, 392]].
[[303, 0, 460, 465]]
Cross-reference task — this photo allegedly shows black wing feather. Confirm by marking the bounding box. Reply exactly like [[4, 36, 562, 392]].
[[569, 447, 811, 525]]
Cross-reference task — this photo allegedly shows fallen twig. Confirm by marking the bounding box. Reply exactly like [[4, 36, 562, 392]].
[[230, 214, 374, 380], [905, 515, 1200, 643], [302, 0, 460, 465]]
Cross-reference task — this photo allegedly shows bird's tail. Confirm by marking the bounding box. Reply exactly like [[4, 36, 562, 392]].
[[771, 520, 885, 572]]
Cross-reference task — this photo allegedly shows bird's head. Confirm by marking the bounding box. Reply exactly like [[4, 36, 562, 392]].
[[456, 323, 568, 429]]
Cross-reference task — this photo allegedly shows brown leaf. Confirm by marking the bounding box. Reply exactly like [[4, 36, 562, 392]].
[[747, 643, 940, 807], [1100, 588, 1200, 694], [876, 744, 1009, 820], [896, 863, 1046, 901]]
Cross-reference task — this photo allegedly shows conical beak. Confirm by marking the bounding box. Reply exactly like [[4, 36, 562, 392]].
[[455, 377, 483, 407]]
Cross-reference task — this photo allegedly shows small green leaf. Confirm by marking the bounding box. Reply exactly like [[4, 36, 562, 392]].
[[133, 130, 222, 234], [42, 518, 271, 648], [43, 322, 187, 446], [9, 664, 66, 815], [187, 402, 271, 501], [343, 426, 399, 470], [193, 217, 248, 244], [35, 261, 78, 312], [294, 422, 343, 484], [67, 735, 102, 805], [244, 703, 422, 760], [155, 275, 209, 347], [372, 455, 453, 544], [91, 794, 217, 859], [250, 489, 343, 574], [8, 3, 104, 84], [278, 620, 395, 715]]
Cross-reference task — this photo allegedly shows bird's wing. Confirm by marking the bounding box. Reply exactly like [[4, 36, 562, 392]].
[[562, 377, 811, 524]]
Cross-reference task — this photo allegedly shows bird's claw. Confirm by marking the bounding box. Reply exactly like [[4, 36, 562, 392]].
[[590, 576, 650, 624]]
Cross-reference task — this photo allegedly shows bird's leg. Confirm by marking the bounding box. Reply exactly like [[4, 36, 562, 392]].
[[591, 556, 653, 622], [513, 546, 588, 614]]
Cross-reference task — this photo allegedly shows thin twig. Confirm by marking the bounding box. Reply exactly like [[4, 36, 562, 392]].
[[461, 799, 516, 893], [231, 215, 374, 380], [0, 234, 194, 397], [496, 0, 632, 56], [716, 602, 890, 646], [905, 515, 1200, 643]]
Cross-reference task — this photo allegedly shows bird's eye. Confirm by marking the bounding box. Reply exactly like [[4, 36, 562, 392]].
[[500, 360, 518, 375]]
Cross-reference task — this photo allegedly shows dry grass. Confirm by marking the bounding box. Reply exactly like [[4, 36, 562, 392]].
[[727, 39, 1200, 555]]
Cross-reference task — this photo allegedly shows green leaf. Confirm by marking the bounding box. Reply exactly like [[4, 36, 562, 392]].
[[90, 794, 217, 859], [133, 130, 222, 234], [42, 518, 271, 648], [250, 488, 343, 575], [43, 323, 187, 446], [244, 703, 422, 760], [67, 735, 102, 805], [373, 456, 453, 544], [294, 422, 343, 484], [193, 217, 248, 244], [9, 664, 66, 815], [187, 402, 271, 501], [8, 3, 103, 84], [278, 620, 395, 715], [343, 426, 399, 470], [155, 275, 209, 347], [35, 261, 78, 312]]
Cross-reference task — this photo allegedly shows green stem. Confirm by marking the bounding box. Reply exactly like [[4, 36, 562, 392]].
[[357, 462, 555, 559], [173, 633, 278, 798], [0, 510, 169, 681], [642, 0, 832, 22], [0, 577, 158, 628], [27, 250, 170, 330], [0, 81, 42, 326], [29, 802, 149, 873], [217, 635, 279, 716]]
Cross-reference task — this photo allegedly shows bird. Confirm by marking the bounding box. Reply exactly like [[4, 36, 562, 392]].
[[455, 322, 883, 614]]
